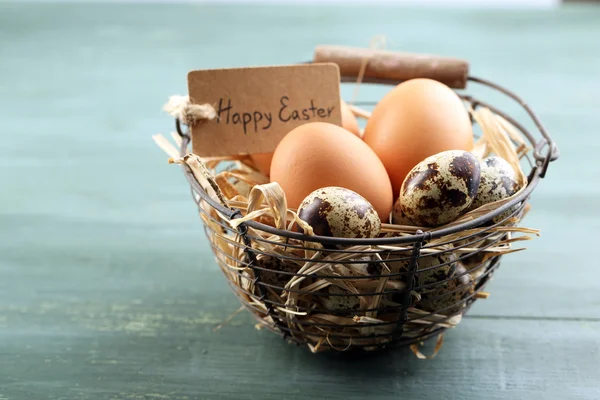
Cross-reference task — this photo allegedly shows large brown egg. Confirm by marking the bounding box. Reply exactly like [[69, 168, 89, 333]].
[[270, 122, 393, 220], [363, 78, 474, 196], [249, 101, 362, 177], [249, 152, 274, 177], [340, 100, 361, 137]]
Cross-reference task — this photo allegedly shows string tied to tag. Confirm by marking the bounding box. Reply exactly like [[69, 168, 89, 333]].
[[163, 95, 217, 125]]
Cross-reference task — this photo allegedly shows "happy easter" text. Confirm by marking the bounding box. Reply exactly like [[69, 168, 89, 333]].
[[215, 96, 336, 135]]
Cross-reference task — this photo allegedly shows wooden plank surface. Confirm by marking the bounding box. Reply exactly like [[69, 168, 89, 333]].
[[1, 3, 599, 399]]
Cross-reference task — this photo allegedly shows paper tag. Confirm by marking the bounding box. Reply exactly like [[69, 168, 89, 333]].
[[187, 63, 342, 157]]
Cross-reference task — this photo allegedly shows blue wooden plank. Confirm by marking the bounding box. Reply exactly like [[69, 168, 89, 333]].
[[2, 297, 599, 399]]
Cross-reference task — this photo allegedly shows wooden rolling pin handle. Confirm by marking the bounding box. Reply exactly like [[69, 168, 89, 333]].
[[314, 45, 470, 89]]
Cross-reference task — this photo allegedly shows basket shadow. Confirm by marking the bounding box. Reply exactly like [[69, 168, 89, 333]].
[[295, 338, 438, 378]]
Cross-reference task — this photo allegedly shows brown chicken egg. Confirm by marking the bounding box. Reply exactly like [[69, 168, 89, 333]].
[[340, 100, 361, 137], [298, 187, 381, 239], [400, 150, 481, 227], [249, 153, 274, 177], [271, 123, 393, 220], [363, 78, 474, 196], [249, 101, 362, 176]]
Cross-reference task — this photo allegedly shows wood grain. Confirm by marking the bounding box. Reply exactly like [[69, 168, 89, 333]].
[[0, 3, 599, 399]]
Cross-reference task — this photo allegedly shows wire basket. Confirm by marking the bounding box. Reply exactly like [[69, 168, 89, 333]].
[[164, 57, 558, 355]]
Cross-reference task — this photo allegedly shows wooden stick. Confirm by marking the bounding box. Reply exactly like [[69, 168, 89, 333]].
[[314, 45, 470, 89]]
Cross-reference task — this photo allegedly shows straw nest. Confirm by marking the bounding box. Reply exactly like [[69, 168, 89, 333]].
[[154, 103, 539, 356]]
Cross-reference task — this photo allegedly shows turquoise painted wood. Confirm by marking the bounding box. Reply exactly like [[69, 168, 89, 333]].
[[1, 3, 599, 399]]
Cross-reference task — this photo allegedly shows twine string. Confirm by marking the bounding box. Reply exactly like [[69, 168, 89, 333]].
[[163, 95, 217, 125], [350, 35, 388, 106]]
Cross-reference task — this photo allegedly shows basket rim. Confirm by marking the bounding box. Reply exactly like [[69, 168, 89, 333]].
[[177, 75, 559, 246]]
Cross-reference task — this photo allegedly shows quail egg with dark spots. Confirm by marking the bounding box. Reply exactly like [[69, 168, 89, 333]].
[[460, 258, 493, 284], [469, 156, 521, 223], [417, 264, 472, 316], [399, 150, 481, 227], [338, 255, 381, 276], [321, 285, 361, 312], [391, 202, 417, 226], [256, 255, 303, 296], [298, 187, 381, 239], [382, 251, 458, 301]]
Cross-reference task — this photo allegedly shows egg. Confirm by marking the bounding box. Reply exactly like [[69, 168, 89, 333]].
[[400, 150, 481, 227], [417, 264, 471, 315], [248, 101, 362, 176], [298, 187, 381, 239], [321, 285, 360, 311], [454, 233, 501, 281], [249, 152, 274, 177], [383, 251, 458, 295], [337, 256, 379, 276], [340, 100, 361, 137], [391, 200, 415, 226], [460, 258, 492, 283], [453, 237, 487, 278], [257, 255, 300, 290], [416, 253, 459, 292], [363, 78, 474, 196], [271, 122, 393, 220], [469, 156, 521, 223]]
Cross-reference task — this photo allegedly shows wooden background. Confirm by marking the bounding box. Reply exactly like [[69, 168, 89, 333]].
[[0, 3, 599, 399]]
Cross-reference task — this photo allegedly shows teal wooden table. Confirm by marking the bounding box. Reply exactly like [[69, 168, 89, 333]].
[[1, 3, 599, 399]]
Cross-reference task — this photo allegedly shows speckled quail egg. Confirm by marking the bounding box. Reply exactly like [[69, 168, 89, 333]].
[[391, 203, 417, 226], [417, 264, 471, 316], [459, 258, 492, 283], [452, 234, 489, 278], [382, 251, 458, 300], [340, 256, 381, 276], [416, 253, 459, 292], [469, 156, 521, 223], [298, 187, 381, 239], [256, 255, 302, 295], [456, 247, 486, 281], [321, 285, 361, 312], [400, 150, 481, 227], [454, 232, 504, 281]]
